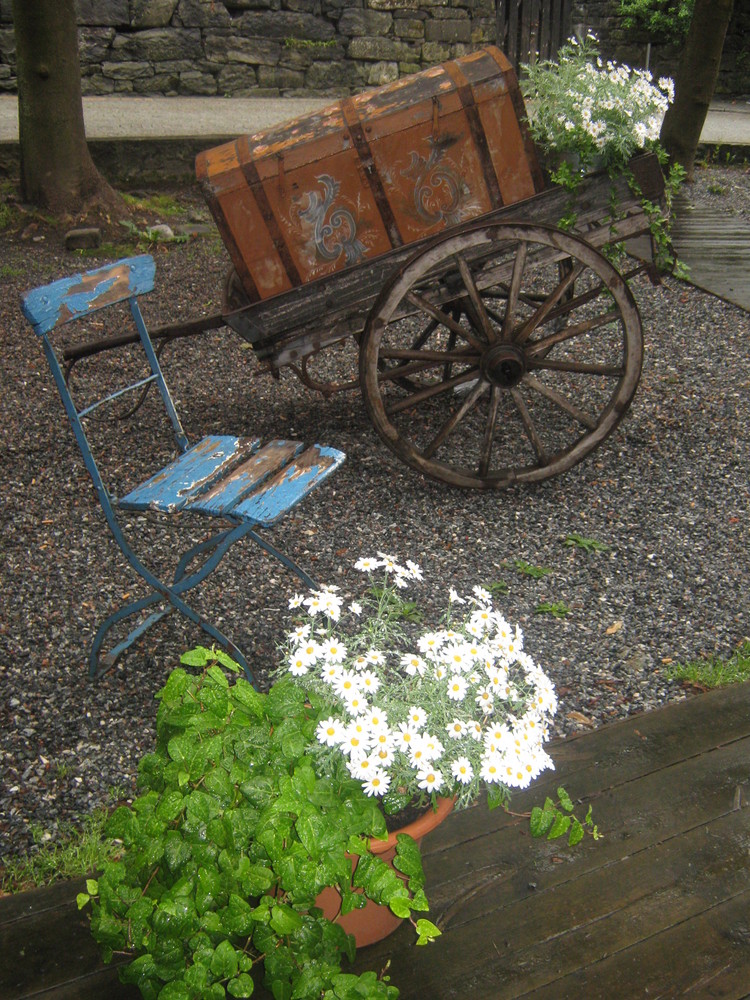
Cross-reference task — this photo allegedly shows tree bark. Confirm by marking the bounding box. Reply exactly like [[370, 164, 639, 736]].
[[659, 0, 735, 180], [12, 0, 119, 215]]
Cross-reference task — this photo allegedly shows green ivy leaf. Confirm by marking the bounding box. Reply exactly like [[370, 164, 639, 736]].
[[157, 981, 191, 1000], [388, 896, 411, 919], [547, 813, 572, 840], [227, 973, 256, 998], [211, 939, 240, 980], [568, 818, 585, 846], [557, 787, 575, 813], [270, 902, 304, 937], [76, 892, 90, 910], [392, 833, 425, 890], [529, 805, 555, 838], [179, 648, 211, 668], [415, 918, 441, 945]]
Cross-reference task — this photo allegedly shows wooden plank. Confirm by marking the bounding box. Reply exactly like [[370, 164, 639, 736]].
[[0, 878, 136, 1000], [186, 439, 304, 516], [358, 809, 750, 998], [118, 435, 260, 513], [357, 728, 750, 998], [529, 889, 750, 1000], [422, 681, 750, 861], [231, 444, 346, 527]]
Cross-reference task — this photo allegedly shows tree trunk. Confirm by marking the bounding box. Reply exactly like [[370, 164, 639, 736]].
[[12, 0, 119, 215], [659, 0, 735, 180]]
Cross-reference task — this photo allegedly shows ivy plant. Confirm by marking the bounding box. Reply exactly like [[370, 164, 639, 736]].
[[81, 654, 438, 1000]]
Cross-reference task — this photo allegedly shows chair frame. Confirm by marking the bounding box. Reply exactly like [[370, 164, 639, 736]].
[[22, 255, 344, 684]]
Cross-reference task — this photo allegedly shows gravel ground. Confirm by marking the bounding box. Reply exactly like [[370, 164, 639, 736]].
[[1, 163, 748, 864]]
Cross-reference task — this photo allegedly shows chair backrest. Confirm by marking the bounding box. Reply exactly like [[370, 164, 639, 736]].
[[21, 255, 190, 520]]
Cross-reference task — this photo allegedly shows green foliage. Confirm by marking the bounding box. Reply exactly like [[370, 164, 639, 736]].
[[121, 192, 184, 217], [618, 0, 695, 44], [0, 807, 123, 894], [511, 559, 552, 579], [664, 642, 750, 689], [534, 601, 570, 618], [83, 654, 430, 999], [564, 533, 610, 553], [529, 788, 600, 847]]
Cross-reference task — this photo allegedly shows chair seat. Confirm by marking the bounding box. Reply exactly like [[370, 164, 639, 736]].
[[121, 437, 346, 528], [119, 435, 261, 512]]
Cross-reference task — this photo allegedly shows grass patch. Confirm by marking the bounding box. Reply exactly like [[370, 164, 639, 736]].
[[0, 807, 122, 895], [121, 191, 184, 217], [534, 600, 570, 618], [665, 641, 750, 689], [510, 559, 552, 579], [564, 533, 610, 553]]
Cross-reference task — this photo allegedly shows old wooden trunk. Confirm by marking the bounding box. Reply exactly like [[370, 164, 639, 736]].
[[196, 47, 545, 303]]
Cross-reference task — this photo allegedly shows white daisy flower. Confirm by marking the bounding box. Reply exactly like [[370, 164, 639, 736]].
[[406, 560, 423, 581], [319, 662, 344, 685], [354, 556, 382, 572], [416, 766, 444, 793], [289, 623, 310, 642], [288, 593, 305, 609], [333, 670, 361, 699], [366, 649, 385, 666], [476, 687, 494, 712], [446, 719, 466, 740], [479, 754, 503, 784], [316, 716, 345, 747], [359, 670, 381, 695], [319, 637, 347, 663], [407, 706, 427, 729], [449, 588, 466, 604], [446, 675, 468, 702], [362, 768, 391, 797], [401, 653, 426, 677], [451, 757, 474, 784], [342, 691, 368, 717], [364, 706, 388, 731], [287, 653, 309, 677], [395, 721, 420, 749], [349, 602, 363, 616]]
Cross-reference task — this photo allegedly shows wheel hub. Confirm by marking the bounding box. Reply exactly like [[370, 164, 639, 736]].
[[480, 342, 526, 389]]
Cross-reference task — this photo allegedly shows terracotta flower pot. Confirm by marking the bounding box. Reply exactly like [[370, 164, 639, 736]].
[[315, 796, 455, 947]]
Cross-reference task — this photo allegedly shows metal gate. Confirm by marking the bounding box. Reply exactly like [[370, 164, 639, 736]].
[[496, 0, 573, 73]]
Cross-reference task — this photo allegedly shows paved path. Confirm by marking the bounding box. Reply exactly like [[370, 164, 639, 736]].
[[1, 95, 749, 146]]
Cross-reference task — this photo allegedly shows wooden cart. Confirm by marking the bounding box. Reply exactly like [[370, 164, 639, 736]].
[[197, 47, 666, 490]]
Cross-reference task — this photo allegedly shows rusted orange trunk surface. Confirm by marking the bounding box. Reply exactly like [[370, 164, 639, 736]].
[[196, 47, 545, 303]]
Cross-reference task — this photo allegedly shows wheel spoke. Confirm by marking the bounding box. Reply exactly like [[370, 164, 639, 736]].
[[523, 374, 598, 430], [385, 367, 481, 415], [501, 240, 528, 341], [456, 254, 497, 344], [511, 388, 548, 464], [478, 386, 501, 478], [526, 309, 621, 356], [529, 357, 625, 377], [422, 378, 489, 459], [514, 263, 585, 345], [406, 290, 486, 351]]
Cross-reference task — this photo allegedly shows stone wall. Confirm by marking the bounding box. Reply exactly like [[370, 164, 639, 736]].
[[1, 1, 746, 98], [570, 0, 749, 96], [0, 0, 498, 97]]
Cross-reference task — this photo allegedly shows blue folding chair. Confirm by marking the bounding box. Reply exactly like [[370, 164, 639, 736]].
[[22, 255, 345, 684]]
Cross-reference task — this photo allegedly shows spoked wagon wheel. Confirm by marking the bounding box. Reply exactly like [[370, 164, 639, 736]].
[[359, 223, 643, 489]]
